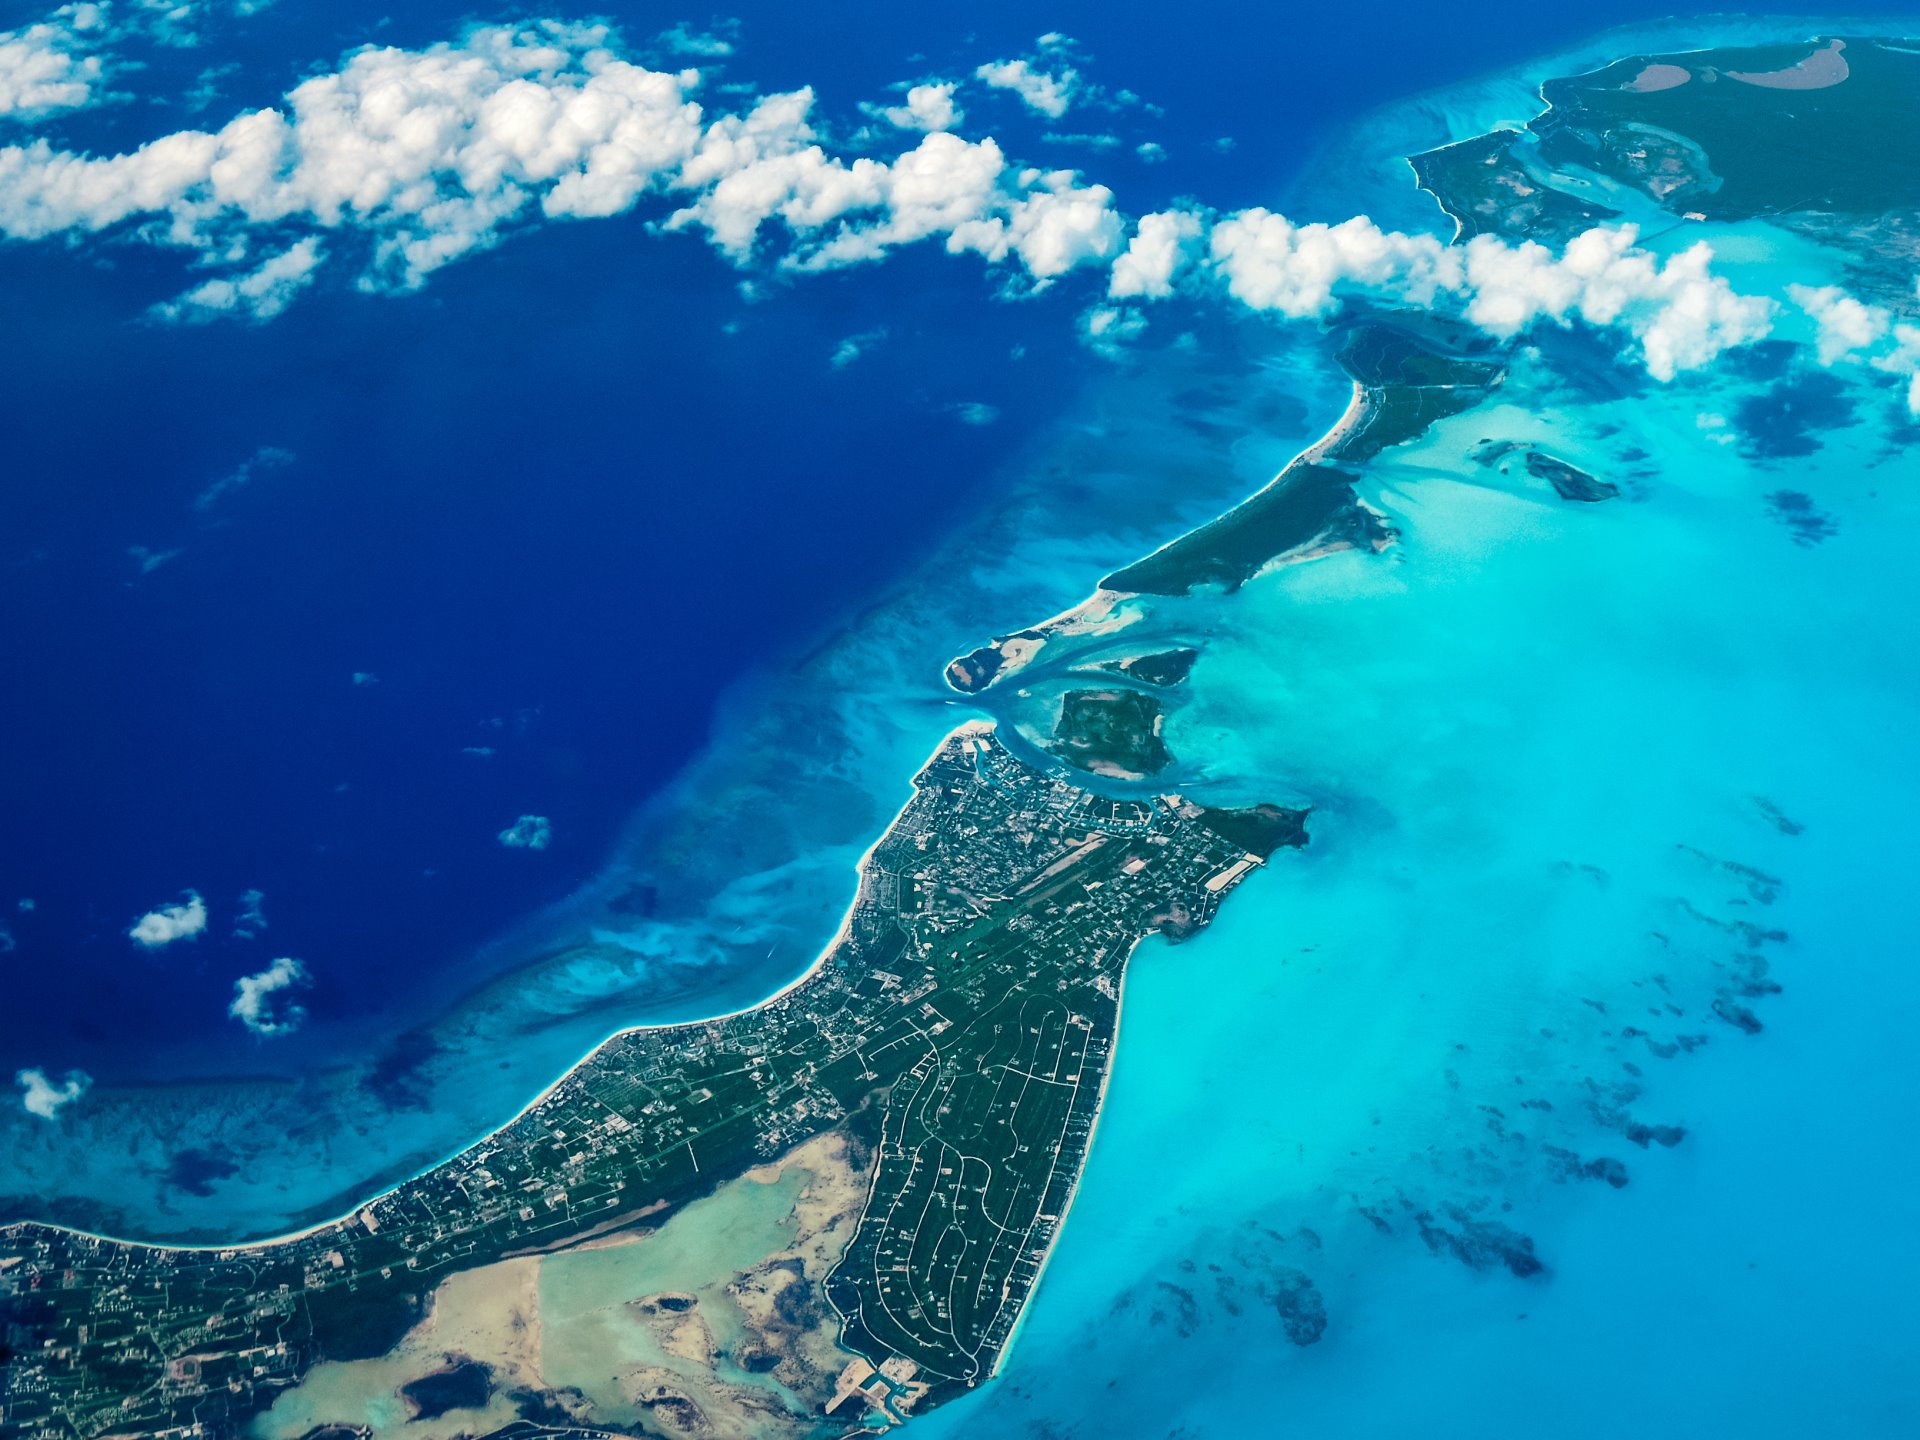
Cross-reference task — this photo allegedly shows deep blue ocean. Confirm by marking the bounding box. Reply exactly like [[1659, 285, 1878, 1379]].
[[13, 0, 1855, 1083], [5, 3, 1918, 1436]]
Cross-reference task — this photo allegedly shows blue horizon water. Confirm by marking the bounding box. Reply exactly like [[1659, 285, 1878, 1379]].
[[4, 16, 1919, 1439], [0, 0, 1910, 1227], [8, 0, 1908, 1095], [929, 335, 1920, 1440], [3, 0, 1904, 1082]]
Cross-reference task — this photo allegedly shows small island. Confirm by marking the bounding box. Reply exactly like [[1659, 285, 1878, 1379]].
[[1046, 687, 1176, 780]]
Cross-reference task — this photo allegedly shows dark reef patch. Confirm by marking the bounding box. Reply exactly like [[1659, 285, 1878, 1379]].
[[1585, 1080, 1686, 1149], [1751, 796, 1805, 837], [1736, 372, 1855, 460], [1416, 1206, 1544, 1278], [364, 1026, 442, 1111], [774, 1273, 824, 1329], [1267, 1267, 1328, 1346], [737, 1345, 782, 1373], [1110, 1224, 1332, 1351], [163, 1145, 240, 1198], [606, 880, 659, 918], [1148, 1281, 1201, 1338], [1545, 1146, 1632, 1188], [401, 1357, 492, 1421], [1764, 490, 1839, 546]]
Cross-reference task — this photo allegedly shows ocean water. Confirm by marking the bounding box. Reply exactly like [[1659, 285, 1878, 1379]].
[[924, 367, 1920, 1432], [5, 2, 1919, 1433], [917, 27, 1920, 1437]]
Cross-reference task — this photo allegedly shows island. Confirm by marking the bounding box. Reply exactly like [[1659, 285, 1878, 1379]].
[[5, 28, 1907, 1440], [1411, 35, 1920, 302], [0, 725, 1304, 1439], [942, 315, 1507, 704]]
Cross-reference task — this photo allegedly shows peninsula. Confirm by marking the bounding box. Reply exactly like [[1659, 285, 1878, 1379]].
[[0, 726, 1304, 1438]]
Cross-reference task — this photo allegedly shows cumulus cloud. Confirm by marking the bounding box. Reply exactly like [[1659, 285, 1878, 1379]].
[[665, 88, 884, 260], [129, 890, 207, 948], [1042, 131, 1121, 152], [1208, 209, 1455, 318], [1456, 227, 1775, 381], [0, 22, 710, 290], [776, 130, 1006, 271], [17, 1066, 91, 1119], [657, 21, 735, 58], [1878, 320, 1920, 415], [1109, 208, 1205, 300], [156, 236, 324, 321], [879, 81, 960, 133], [831, 325, 887, 368], [228, 955, 309, 1036], [1788, 282, 1920, 414], [1205, 212, 1775, 382], [0, 10, 105, 121], [195, 443, 293, 511], [975, 57, 1077, 119], [948, 168, 1124, 283], [1081, 303, 1147, 355], [231, 887, 266, 938], [0, 3, 286, 124], [0, 15, 1868, 398], [667, 108, 1102, 285], [1789, 283, 1892, 363], [948, 401, 1000, 426], [499, 814, 552, 849]]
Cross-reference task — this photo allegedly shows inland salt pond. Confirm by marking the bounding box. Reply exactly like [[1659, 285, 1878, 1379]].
[[253, 1156, 835, 1439]]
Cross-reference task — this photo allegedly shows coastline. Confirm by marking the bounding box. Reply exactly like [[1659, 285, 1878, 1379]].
[[986, 927, 1143, 1381], [15, 20, 1919, 1440], [838, 385, 1384, 1382], [3, 721, 992, 1257], [945, 377, 1372, 700]]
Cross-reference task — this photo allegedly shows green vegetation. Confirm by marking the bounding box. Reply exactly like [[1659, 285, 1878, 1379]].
[[1102, 321, 1504, 597], [1094, 648, 1200, 688], [1046, 688, 1174, 779], [1413, 36, 1920, 301], [0, 728, 1303, 1438], [1409, 131, 1622, 244], [1533, 38, 1920, 219]]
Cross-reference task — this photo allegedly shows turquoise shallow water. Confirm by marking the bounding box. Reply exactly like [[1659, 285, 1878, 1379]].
[[7, 14, 1918, 1434], [924, 355, 1920, 1433], [916, 53, 1920, 1440], [0, 307, 1343, 1239], [912, 21, 1920, 1437]]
